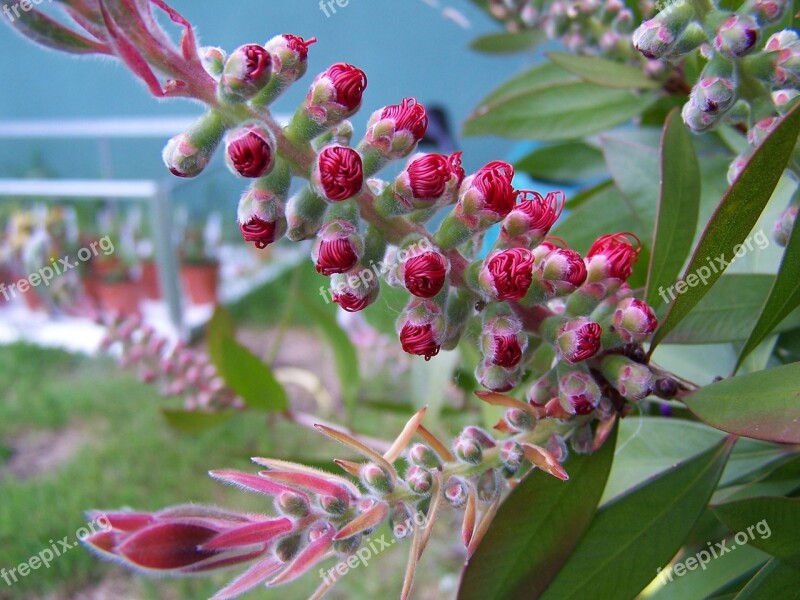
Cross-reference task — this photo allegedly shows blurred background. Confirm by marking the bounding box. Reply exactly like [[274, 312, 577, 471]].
[[0, 2, 539, 599]]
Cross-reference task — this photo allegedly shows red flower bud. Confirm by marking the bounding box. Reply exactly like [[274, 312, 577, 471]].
[[380, 97, 428, 141], [400, 323, 440, 360], [314, 145, 364, 201], [558, 369, 602, 415], [407, 152, 465, 200], [556, 318, 603, 363], [364, 98, 429, 160], [586, 232, 641, 282], [504, 190, 564, 242], [472, 161, 518, 218], [397, 299, 445, 361], [307, 63, 367, 122], [480, 248, 535, 301], [237, 184, 286, 249], [240, 217, 277, 249], [313, 221, 362, 276], [540, 247, 588, 294], [402, 251, 448, 298], [225, 125, 275, 178], [480, 315, 527, 368], [475, 358, 522, 392], [329, 268, 380, 313], [221, 44, 272, 100], [612, 298, 658, 343]]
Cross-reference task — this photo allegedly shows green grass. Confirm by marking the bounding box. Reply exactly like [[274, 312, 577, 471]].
[[0, 342, 462, 599]]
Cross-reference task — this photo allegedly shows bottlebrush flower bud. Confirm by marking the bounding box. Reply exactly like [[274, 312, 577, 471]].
[[682, 100, 719, 132], [275, 492, 310, 518], [162, 113, 226, 178], [773, 89, 800, 112], [477, 469, 501, 502], [749, 0, 788, 25], [691, 77, 735, 114], [225, 124, 276, 179], [401, 250, 449, 298], [458, 161, 519, 227], [601, 355, 655, 401], [408, 443, 442, 469], [612, 297, 658, 343], [405, 465, 433, 496], [405, 152, 465, 207], [313, 221, 363, 275], [501, 440, 524, 475], [527, 372, 556, 406], [390, 503, 415, 540], [475, 359, 522, 392], [319, 495, 348, 516], [306, 63, 368, 126], [558, 368, 602, 415], [747, 116, 779, 147], [571, 423, 595, 454], [504, 407, 535, 431], [201, 46, 226, 77], [774, 205, 798, 246], [311, 145, 364, 201], [334, 534, 362, 556], [360, 464, 394, 494], [397, 299, 445, 361], [540, 247, 588, 295], [632, 19, 676, 59], [547, 433, 569, 463], [765, 30, 800, 84], [501, 190, 564, 247], [727, 152, 751, 184], [363, 98, 429, 161], [237, 186, 287, 249], [480, 315, 528, 368], [715, 15, 759, 57], [275, 534, 302, 562], [265, 34, 316, 83], [463, 426, 497, 448], [586, 232, 641, 282], [329, 267, 380, 312], [454, 434, 483, 464], [220, 44, 273, 100], [444, 477, 469, 508], [556, 317, 603, 363], [479, 248, 535, 301]]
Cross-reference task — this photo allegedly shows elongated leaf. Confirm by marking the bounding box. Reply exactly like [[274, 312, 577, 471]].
[[477, 62, 577, 107], [541, 438, 733, 600], [650, 101, 800, 349], [464, 81, 655, 141], [547, 51, 660, 89], [207, 308, 288, 412], [458, 426, 617, 600], [713, 497, 800, 569], [160, 409, 236, 433], [735, 559, 800, 600], [737, 215, 800, 369], [684, 362, 800, 444], [299, 297, 359, 413], [5, 8, 109, 54], [646, 111, 701, 308], [470, 30, 546, 54], [514, 142, 607, 184], [664, 275, 800, 344]]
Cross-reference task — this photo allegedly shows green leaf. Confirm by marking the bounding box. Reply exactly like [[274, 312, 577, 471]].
[[735, 559, 800, 600], [713, 497, 800, 569], [736, 215, 800, 370], [207, 307, 288, 412], [547, 51, 660, 89], [464, 81, 655, 141], [160, 409, 236, 433], [650, 101, 800, 349], [684, 362, 800, 444], [458, 425, 617, 600], [477, 62, 576, 107], [470, 30, 546, 54], [541, 438, 733, 600], [298, 297, 359, 414], [514, 142, 607, 184], [664, 275, 800, 344], [6, 8, 108, 54], [646, 110, 701, 308]]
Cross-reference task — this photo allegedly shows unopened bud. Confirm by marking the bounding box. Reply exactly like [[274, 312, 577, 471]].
[[501, 440, 525, 475], [477, 469, 501, 502], [274, 534, 302, 562], [691, 77, 735, 114], [714, 15, 760, 58], [390, 503, 415, 540], [774, 204, 798, 246], [558, 367, 602, 415], [444, 476, 469, 508], [360, 463, 394, 494], [601, 355, 655, 401], [220, 44, 273, 100], [334, 534, 362, 555], [409, 443, 442, 469], [406, 465, 433, 496], [454, 434, 483, 464], [275, 491, 310, 518]]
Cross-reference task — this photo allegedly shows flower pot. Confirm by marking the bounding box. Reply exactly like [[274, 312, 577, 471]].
[[139, 260, 162, 300], [181, 262, 219, 306], [96, 279, 142, 316]]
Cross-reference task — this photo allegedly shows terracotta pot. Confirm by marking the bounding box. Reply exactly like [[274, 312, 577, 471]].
[[96, 279, 142, 316], [181, 262, 219, 306], [139, 260, 162, 300]]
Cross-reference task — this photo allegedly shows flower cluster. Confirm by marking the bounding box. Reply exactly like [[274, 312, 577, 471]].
[[101, 315, 242, 412]]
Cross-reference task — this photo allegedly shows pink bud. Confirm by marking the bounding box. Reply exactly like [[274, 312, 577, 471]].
[[480, 315, 527, 368], [557, 317, 603, 363], [402, 250, 449, 298], [480, 248, 536, 301], [225, 125, 275, 179], [586, 232, 641, 282], [397, 299, 445, 361], [558, 369, 602, 415], [313, 145, 364, 201], [612, 298, 658, 343], [313, 221, 363, 276]]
